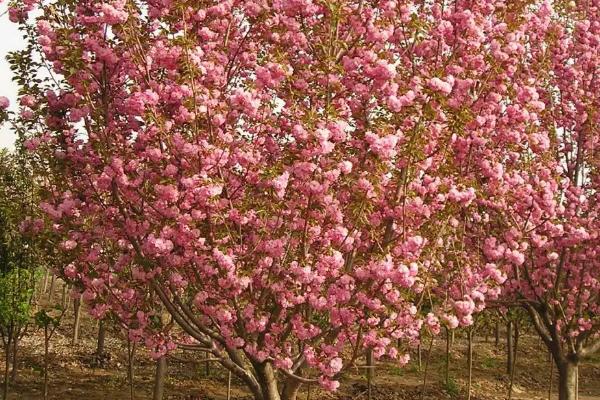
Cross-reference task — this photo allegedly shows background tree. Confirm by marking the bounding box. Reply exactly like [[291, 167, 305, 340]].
[[0, 150, 40, 400], [457, 2, 600, 400]]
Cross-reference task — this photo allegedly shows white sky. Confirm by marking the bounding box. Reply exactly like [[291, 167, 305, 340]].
[[0, 6, 25, 150]]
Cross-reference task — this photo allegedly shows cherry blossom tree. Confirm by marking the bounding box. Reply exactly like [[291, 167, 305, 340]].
[[5, 0, 590, 399], [453, 2, 600, 399]]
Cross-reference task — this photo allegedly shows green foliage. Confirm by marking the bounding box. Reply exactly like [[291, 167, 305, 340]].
[[34, 307, 63, 330], [389, 365, 404, 376], [444, 377, 460, 398], [0, 150, 43, 342], [0, 268, 36, 327]]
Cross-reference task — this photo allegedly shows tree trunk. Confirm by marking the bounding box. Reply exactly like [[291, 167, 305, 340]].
[[48, 275, 56, 302], [127, 339, 136, 400], [366, 348, 374, 400], [10, 335, 18, 382], [3, 342, 10, 400], [43, 326, 49, 400], [96, 319, 106, 356], [467, 327, 473, 400], [506, 321, 514, 375], [152, 356, 168, 400], [420, 336, 434, 400], [495, 320, 500, 347], [254, 362, 281, 400], [227, 371, 232, 400], [203, 350, 210, 376], [417, 342, 422, 371], [42, 269, 49, 294], [548, 353, 554, 400], [508, 322, 519, 400], [72, 296, 82, 346], [61, 285, 68, 308], [281, 377, 302, 400], [445, 327, 451, 386], [557, 361, 578, 400]]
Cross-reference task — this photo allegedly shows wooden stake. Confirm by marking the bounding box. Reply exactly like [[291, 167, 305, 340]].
[[48, 275, 56, 302], [445, 327, 451, 386], [227, 371, 232, 400], [508, 322, 519, 400], [417, 342, 422, 371], [548, 352, 553, 400], [366, 348, 374, 400], [467, 327, 474, 400], [420, 336, 435, 400], [72, 295, 82, 345], [61, 284, 67, 308]]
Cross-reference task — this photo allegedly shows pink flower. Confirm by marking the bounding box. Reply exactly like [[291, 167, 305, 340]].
[[272, 171, 290, 199], [398, 353, 411, 366], [448, 187, 476, 206], [318, 377, 340, 392], [274, 357, 293, 370], [8, 7, 28, 23], [425, 313, 441, 335], [64, 264, 78, 279], [170, 273, 187, 289], [154, 184, 179, 203], [329, 357, 343, 374], [365, 132, 399, 160], [428, 77, 453, 95], [0, 96, 9, 110], [62, 240, 78, 250], [506, 249, 525, 266], [19, 95, 36, 107], [442, 314, 459, 329], [387, 90, 416, 111], [484, 264, 507, 284], [100, 2, 129, 25], [454, 298, 475, 317], [21, 109, 34, 120]]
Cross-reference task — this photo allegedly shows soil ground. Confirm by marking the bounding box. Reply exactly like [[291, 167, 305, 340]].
[[2, 291, 600, 400]]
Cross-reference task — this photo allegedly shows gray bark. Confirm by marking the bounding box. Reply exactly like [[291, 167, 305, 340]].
[[10, 335, 18, 382], [152, 356, 168, 400], [445, 328, 451, 385], [366, 348, 374, 400], [281, 377, 302, 400], [96, 319, 106, 356], [495, 320, 500, 347], [557, 361, 577, 400], [467, 328, 473, 400], [256, 362, 281, 400], [72, 296, 82, 345], [3, 342, 10, 400], [507, 321, 514, 375]]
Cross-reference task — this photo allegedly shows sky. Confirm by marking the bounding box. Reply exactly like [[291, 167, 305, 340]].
[[0, 6, 25, 150]]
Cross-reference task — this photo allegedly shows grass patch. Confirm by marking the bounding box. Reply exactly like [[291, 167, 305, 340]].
[[444, 377, 460, 398], [389, 366, 404, 376], [482, 356, 498, 369]]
